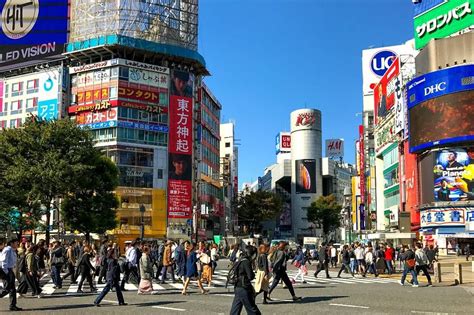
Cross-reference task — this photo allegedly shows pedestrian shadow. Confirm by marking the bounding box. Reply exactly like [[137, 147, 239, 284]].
[[9, 303, 96, 312], [268, 295, 347, 305]]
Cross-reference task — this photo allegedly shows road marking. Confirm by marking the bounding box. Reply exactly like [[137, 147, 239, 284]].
[[152, 306, 186, 312], [214, 294, 235, 297], [411, 311, 450, 315], [330, 303, 369, 309]]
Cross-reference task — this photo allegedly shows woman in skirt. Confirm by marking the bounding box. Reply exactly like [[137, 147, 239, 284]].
[[138, 245, 154, 294], [254, 244, 270, 304]]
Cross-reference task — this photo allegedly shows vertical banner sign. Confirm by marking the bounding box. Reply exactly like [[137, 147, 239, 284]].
[[168, 70, 194, 219], [359, 125, 365, 205], [0, 80, 3, 112], [394, 74, 404, 134], [374, 57, 400, 125]]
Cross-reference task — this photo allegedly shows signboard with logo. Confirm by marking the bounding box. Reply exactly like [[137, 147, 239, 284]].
[[118, 86, 160, 103], [325, 138, 344, 159], [403, 141, 420, 228], [375, 116, 396, 153], [38, 71, 59, 120], [362, 43, 413, 96], [359, 125, 365, 204], [79, 120, 117, 130], [0, 80, 3, 112], [129, 68, 169, 89], [414, 0, 473, 50], [420, 207, 466, 227], [75, 107, 118, 125], [295, 159, 316, 194], [167, 70, 194, 219], [117, 121, 168, 133], [434, 148, 474, 202], [374, 57, 400, 125], [276, 132, 291, 154], [291, 109, 320, 132], [0, 0, 68, 71], [408, 64, 474, 152]]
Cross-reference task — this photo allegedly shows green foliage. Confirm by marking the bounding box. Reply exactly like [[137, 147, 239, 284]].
[[306, 194, 342, 238], [234, 189, 283, 231], [0, 116, 119, 240]]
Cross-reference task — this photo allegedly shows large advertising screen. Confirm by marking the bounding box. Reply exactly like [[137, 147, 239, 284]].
[[414, 0, 473, 50], [295, 159, 316, 194], [167, 70, 194, 219], [374, 57, 400, 125], [408, 65, 474, 152], [434, 148, 474, 202], [0, 0, 69, 70]]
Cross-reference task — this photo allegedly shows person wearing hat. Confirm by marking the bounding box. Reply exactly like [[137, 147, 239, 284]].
[[171, 70, 193, 97]]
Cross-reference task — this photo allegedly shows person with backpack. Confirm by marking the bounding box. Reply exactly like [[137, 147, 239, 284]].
[[399, 244, 419, 287], [0, 239, 22, 311], [93, 249, 127, 307], [50, 241, 65, 289], [268, 241, 301, 302], [229, 245, 261, 315], [414, 243, 432, 286]]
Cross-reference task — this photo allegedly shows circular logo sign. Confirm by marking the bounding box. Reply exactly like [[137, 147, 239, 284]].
[[370, 50, 396, 77], [1, 0, 40, 40]]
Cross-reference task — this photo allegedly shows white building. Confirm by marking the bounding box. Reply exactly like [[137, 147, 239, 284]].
[[220, 122, 238, 235]]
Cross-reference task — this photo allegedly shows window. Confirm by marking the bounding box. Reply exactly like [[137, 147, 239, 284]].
[[11, 100, 22, 112], [26, 79, 38, 94], [26, 98, 37, 109], [157, 169, 163, 179], [11, 82, 22, 96], [9, 118, 21, 128], [119, 67, 129, 80], [110, 67, 119, 79], [225, 142, 230, 148], [0, 120, 6, 128]]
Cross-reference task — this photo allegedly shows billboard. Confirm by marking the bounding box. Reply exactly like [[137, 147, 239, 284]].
[[75, 108, 117, 125], [37, 71, 59, 121], [413, 0, 447, 17], [361, 43, 413, 96], [414, 0, 474, 50], [276, 132, 291, 154], [0, 0, 68, 71], [295, 159, 316, 194], [374, 57, 400, 125], [0, 80, 3, 112], [434, 148, 474, 202], [325, 138, 344, 159], [359, 125, 365, 204], [420, 207, 466, 227], [408, 65, 474, 152], [167, 70, 194, 219]]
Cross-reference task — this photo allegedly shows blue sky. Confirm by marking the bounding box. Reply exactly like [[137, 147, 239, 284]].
[[198, 0, 414, 185]]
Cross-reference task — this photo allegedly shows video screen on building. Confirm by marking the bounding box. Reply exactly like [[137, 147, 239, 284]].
[[434, 148, 474, 202], [409, 90, 474, 152], [295, 159, 316, 194]]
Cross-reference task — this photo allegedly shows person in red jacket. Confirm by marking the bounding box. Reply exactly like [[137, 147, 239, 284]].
[[384, 244, 395, 275]]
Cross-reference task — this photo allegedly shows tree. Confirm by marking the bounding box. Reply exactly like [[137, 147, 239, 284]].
[[62, 154, 119, 242], [306, 194, 342, 240], [234, 189, 283, 234], [0, 116, 119, 243]]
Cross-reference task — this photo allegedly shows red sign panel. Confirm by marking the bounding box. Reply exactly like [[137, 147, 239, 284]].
[[68, 100, 118, 115], [359, 125, 365, 205], [118, 86, 159, 103], [281, 135, 291, 148], [168, 93, 194, 219], [374, 57, 400, 125], [77, 88, 109, 105], [403, 141, 420, 230], [75, 108, 118, 125]]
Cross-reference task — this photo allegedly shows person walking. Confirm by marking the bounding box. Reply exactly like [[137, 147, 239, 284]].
[[138, 245, 155, 294], [364, 246, 378, 277], [254, 244, 270, 304], [62, 241, 78, 284], [50, 241, 65, 289], [97, 240, 109, 284], [337, 245, 355, 278], [175, 241, 186, 282], [160, 240, 176, 284], [330, 245, 337, 268], [354, 243, 366, 276], [200, 243, 213, 288], [414, 243, 432, 286], [384, 243, 394, 275], [465, 244, 471, 261], [399, 245, 419, 287], [181, 242, 208, 295], [210, 243, 219, 274], [0, 239, 22, 311], [25, 245, 42, 297], [291, 246, 309, 284], [121, 240, 139, 290], [77, 246, 97, 293], [94, 249, 127, 307], [268, 241, 301, 302], [314, 243, 330, 278], [230, 246, 261, 315]]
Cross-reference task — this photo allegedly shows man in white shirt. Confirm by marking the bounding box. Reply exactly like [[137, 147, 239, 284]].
[[330, 246, 337, 268], [354, 243, 366, 276], [120, 240, 139, 290], [0, 239, 22, 311]]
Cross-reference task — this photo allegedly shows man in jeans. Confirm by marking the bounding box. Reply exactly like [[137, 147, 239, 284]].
[[384, 243, 395, 274], [337, 245, 354, 278], [399, 244, 419, 287], [0, 239, 22, 311], [50, 241, 64, 289], [414, 243, 432, 286]]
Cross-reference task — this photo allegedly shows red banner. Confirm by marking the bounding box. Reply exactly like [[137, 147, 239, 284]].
[[168, 93, 193, 219], [359, 125, 365, 205], [75, 107, 118, 125], [403, 141, 420, 230], [118, 86, 159, 103]]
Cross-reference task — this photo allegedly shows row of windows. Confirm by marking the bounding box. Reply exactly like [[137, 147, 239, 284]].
[[0, 98, 38, 113], [118, 166, 154, 188], [0, 118, 22, 129], [202, 145, 219, 168], [201, 93, 220, 119], [199, 162, 220, 180], [117, 128, 167, 146], [202, 128, 219, 149], [3, 79, 39, 98], [118, 107, 167, 124], [384, 167, 399, 189], [385, 191, 400, 209], [107, 149, 154, 167], [201, 109, 219, 136], [200, 181, 222, 200]]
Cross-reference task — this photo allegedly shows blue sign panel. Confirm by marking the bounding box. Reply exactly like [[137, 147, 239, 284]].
[[407, 64, 474, 109], [80, 120, 117, 130], [117, 121, 169, 133], [0, 0, 69, 70], [38, 99, 58, 121], [413, 0, 446, 17]]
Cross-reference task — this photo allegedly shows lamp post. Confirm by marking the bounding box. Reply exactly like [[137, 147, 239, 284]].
[[139, 204, 145, 240]]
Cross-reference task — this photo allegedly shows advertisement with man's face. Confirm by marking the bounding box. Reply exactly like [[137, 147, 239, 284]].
[[434, 148, 474, 202], [374, 57, 400, 125], [295, 159, 316, 194]]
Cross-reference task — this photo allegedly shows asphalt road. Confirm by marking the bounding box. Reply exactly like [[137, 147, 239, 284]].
[[1, 260, 472, 314]]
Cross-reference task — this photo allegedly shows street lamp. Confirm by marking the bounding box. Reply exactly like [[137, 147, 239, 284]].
[[139, 204, 145, 240]]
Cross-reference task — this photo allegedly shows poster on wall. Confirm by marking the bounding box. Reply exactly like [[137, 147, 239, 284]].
[[434, 148, 474, 202], [167, 70, 194, 219], [374, 57, 400, 125], [295, 159, 316, 194]]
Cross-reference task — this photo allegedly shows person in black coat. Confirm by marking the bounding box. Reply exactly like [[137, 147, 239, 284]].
[[337, 245, 354, 277], [230, 246, 261, 315], [314, 243, 331, 278], [76, 246, 97, 293], [94, 249, 127, 307]]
